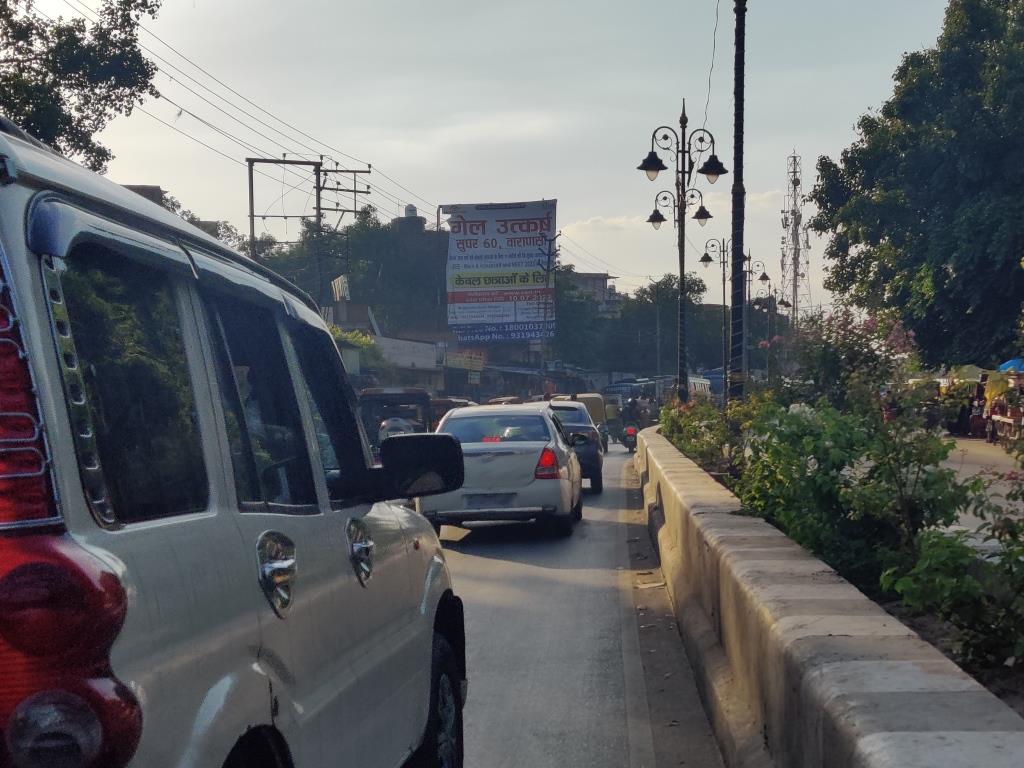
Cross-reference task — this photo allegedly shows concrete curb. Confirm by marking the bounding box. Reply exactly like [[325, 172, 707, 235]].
[[636, 427, 1024, 768]]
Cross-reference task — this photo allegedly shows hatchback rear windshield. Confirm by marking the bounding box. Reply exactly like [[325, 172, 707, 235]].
[[550, 406, 592, 426], [442, 414, 550, 443]]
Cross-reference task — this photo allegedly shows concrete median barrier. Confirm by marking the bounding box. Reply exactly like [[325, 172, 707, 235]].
[[635, 427, 1024, 768]]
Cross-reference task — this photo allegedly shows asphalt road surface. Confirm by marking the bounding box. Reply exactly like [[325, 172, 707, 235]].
[[441, 448, 723, 768], [946, 438, 1021, 530]]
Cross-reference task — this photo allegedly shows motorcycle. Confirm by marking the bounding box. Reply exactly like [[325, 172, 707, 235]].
[[622, 423, 639, 453]]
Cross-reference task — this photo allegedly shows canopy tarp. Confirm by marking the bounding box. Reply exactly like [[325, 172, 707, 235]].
[[999, 358, 1024, 372], [950, 364, 985, 381]]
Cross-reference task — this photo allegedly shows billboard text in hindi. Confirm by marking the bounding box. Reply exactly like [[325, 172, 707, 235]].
[[441, 200, 556, 343]]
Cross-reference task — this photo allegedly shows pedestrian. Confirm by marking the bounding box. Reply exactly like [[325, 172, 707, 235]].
[[543, 378, 557, 401]]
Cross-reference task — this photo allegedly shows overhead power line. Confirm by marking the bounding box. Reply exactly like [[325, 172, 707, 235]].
[[703, 0, 722, 131], [55, 0, 430, 212]]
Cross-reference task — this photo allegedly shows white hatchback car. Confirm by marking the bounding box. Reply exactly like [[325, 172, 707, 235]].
[[0, 117, 467, 768], [418, 403, 585, 535]]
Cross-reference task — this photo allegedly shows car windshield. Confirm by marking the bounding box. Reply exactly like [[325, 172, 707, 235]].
[[442, 414, 549, 443]]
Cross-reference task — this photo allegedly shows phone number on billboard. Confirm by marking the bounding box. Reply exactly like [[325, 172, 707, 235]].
[[457, 331, 555, 342]]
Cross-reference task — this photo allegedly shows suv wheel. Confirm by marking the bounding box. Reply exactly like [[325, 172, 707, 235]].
[[590, 473, 603, 495], [412, 635, 464, 768]]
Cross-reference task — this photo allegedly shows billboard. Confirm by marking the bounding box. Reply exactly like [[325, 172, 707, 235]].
[[442, 200, 556, 343]]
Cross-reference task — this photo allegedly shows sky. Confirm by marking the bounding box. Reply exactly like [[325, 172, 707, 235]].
[[37, 0, 950, 304]]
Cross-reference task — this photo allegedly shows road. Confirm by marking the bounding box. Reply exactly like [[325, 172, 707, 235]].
[[945, 438, 1020, 530], [440, 448, 723, 768]]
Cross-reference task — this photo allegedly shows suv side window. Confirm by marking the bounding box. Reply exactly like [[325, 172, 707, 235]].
[[290, 324, 371, 504], [58, 244, 208, 523], [207, 293, 318, 512]]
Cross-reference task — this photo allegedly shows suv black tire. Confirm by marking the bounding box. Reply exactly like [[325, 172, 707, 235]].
[[590, 473, 603, 494], [412, 635, 464, 768]]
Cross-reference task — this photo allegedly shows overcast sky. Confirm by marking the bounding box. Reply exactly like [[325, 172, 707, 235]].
[[40, 0, 949, 303]]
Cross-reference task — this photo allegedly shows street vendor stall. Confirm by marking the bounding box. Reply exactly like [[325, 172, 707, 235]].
[[986, 364, 1024, 444]]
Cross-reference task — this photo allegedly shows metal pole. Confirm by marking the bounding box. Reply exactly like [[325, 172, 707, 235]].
[[655, 283, 662, 376], [677, 104, 690, 403], [247, 160, 256, 261], [743, 255, 750, 377], [314, 160, 323, 304], [721, 240, 729, 404], [728, 0, 748, 400]]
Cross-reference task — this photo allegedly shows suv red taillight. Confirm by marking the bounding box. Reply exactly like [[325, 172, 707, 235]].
[[534, 447, 560, 479], [0, 286, 50, 525], [0, 263, 140, 768]]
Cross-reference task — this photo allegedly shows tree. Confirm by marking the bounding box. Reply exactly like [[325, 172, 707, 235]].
[[810, 0, 1024, 367], [0, 0, 160, 171], [551, 264, 604, 369], [603, 273, 708, 375]]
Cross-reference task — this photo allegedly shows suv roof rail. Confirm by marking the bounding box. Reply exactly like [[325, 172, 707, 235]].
[[0, 115, 59, 155]]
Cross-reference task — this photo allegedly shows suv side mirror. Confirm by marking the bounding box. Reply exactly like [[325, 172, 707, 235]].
[[379, 433, 464, 499], [570, 433, 588, 447]]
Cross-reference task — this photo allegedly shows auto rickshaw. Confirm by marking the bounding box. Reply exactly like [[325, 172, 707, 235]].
[[603, 394, 624, 444]]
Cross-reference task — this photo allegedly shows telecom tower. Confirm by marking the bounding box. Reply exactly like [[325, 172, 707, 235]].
[[780, 152, 812, 323]]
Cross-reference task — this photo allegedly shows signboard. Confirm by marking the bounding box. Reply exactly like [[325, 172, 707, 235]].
[[442, 200, 556, 343], [373, 336, 439, 370], [446, 349, 488, 371]]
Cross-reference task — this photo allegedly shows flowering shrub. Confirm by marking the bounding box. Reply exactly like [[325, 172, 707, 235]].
[[659, 398, 730, 475], [736, 401, 891, 588], [736, 388, 975, 592], [885, 460, 1024, 671], [659, 306, 1023, 675], [659, 392, 774, 481], [777, 307, 920, 411]]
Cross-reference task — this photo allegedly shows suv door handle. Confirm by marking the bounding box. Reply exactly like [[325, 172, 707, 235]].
[[256, 531, 297, 618]]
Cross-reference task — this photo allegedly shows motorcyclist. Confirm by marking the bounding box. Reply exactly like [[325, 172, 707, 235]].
[[623, 398, 641, 426]]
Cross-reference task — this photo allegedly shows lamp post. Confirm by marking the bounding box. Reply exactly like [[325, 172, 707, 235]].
[[743, 256, 769, 378], [729, 0, 749, 402], [700, 238, 731, 406], [638, 100, 727, 403], [755, 283, 783, 387]]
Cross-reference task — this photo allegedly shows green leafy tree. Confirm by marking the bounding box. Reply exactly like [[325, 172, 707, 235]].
[[1, 0, 161, 170], [605, 273, 708, 375], [551, 264, 604, 369], [810, 0, 1024, 366]]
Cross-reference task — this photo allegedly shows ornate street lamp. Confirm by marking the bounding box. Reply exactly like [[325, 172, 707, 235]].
[[702, 238, 731, 404], [637, 100, 728, 402], [756, 283, 780, 386]]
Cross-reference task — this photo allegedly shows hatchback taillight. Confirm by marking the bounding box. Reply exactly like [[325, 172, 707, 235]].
[[534, 447, 560, 479], [0, 260, 140, 768]]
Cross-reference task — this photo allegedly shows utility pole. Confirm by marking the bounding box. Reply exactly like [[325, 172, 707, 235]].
[[246, 157, 324, 262], [245, 157, 370, 305], [728, 0, 748, 401], [536, 233, 561, 371]]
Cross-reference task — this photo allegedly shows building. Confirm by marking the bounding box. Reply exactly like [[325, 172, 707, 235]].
[[562, 271, 625, 318]]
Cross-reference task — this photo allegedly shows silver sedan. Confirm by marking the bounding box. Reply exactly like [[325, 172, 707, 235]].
[[416, 403, 585, 536]]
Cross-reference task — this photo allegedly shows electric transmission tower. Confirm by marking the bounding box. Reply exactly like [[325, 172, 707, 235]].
[[780, 152, 812, 323]]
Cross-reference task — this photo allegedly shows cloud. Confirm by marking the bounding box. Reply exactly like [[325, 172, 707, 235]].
[[358, 110, 575, 166], [562, 214, 650, 234]]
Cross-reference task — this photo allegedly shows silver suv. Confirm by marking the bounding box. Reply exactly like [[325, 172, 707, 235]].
[[0, 118, 466, 768]]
